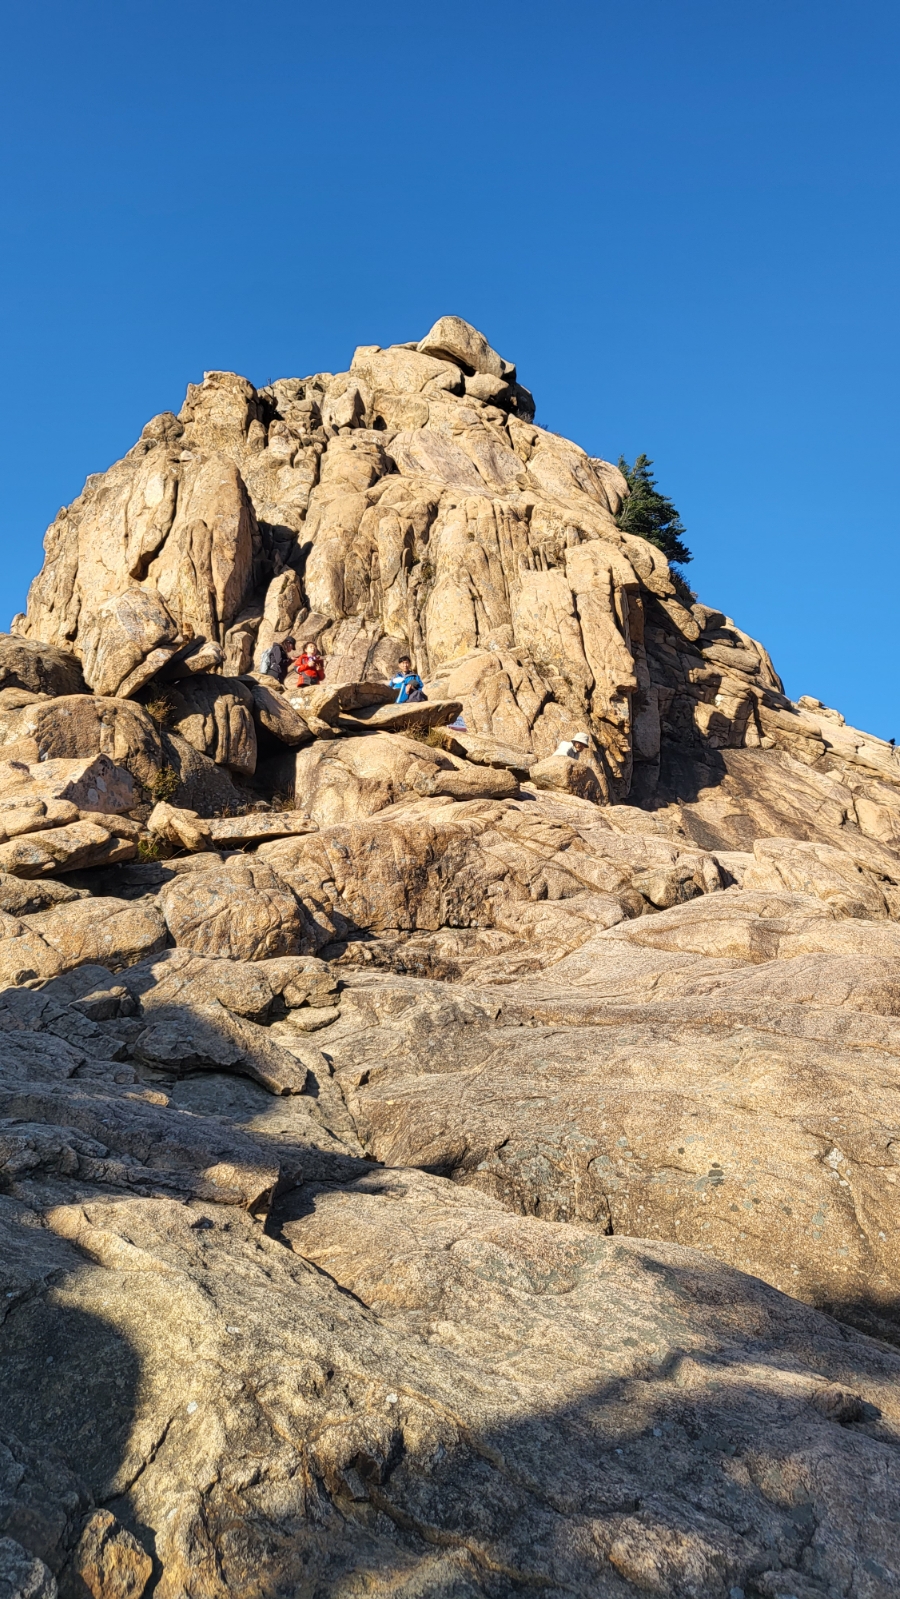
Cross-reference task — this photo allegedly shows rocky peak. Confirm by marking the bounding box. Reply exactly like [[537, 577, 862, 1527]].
[[3, 319, 900, 1599], [21, 313, 869, 809]]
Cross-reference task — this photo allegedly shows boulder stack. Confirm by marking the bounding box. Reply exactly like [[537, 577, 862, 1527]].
[[3, 320, 900, 1598]]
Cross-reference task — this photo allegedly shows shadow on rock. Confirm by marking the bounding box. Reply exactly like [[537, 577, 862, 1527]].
[[0, 1278, 156, 1597]]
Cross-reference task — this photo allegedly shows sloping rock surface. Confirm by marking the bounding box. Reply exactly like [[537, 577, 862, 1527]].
[[4, 319, 900, 1596]]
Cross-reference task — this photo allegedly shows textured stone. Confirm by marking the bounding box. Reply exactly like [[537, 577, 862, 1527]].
[[146, 801, 213, 853], [0, 758, 136, 818], [0, 822, 137, 879], [3, 700, 164, 790], [0, 634, 85, 698], [239, 676, 311, 747], [0, 1538, 57, 1599], [8, 319, 900, 1595], [158, 858, 308, 960], [2, 1181, 900, 1599], [417, 314, 509, 378], [280, 732, 522, 826], [165, 675, 257, 774], [529, 752, 607, 802], [205, 811, 316, 846], [22, 317, 899, 812], [24, 896, 167, 972], [67, 1510, 151, 1599]]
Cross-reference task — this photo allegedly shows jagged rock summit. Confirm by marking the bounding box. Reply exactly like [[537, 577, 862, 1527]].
[[3, 320, 900, 1598]]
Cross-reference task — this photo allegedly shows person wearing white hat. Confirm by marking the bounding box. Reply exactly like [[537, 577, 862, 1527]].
[[554, 731, 591, 760]]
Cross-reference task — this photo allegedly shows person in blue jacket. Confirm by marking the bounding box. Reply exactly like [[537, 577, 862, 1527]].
[[389, 655, 425, 703]]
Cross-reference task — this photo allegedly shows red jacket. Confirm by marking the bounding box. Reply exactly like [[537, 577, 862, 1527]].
[[296, 651, 324, 684]]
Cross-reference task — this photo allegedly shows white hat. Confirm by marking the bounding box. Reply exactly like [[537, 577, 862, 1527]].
[[572, 731, 591, 745]]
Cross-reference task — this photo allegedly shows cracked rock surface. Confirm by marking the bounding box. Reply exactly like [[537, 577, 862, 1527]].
[[2, 319, 900, 1596]]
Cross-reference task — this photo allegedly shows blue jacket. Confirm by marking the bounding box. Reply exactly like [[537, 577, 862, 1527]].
[[389, 671, 424, 704]]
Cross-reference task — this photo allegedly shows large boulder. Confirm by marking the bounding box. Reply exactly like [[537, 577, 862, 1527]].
[[529, 752, 607, 803], [24, 895, 167, 971], [0, 633, 86, 697], [239, 675, 311, 746], [159, 729, 250, 815], [5, 697, 164, 788], [164, 675, 257, 775], [158, 858, 312, 960], [279, 732, 516, 826], [287, 680, 396, 725], [416, 315, 511, 379], [0, 755, 136, 816], [435, 727, 537, 779]]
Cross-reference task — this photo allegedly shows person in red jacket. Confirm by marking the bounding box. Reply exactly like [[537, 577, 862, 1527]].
[[295, 643, 325, 688]]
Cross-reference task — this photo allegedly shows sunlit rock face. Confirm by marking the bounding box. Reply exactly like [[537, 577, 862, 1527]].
[[4, 319, 900, 1599]]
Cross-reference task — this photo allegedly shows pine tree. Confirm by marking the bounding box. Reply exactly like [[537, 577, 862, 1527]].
[[616, 454, 692, 566]]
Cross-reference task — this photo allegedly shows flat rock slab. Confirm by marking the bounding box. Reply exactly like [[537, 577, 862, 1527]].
[[288, 680, 396, 725], [206, 812, 317, 846], [0, 797, 80, 843], [0, 754, 136, 815], [335, 699, 463, 734], [0, 819, 137, 878], [321, 888, 900, 1339], [437, 728, 536, 778]]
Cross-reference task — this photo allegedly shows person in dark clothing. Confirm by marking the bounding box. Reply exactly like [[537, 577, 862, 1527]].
[[258, 636, 295, 683]]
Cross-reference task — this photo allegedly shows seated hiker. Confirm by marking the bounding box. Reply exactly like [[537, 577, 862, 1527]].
[[295, 642, 325, 688], [554, 731, 591, 760], [258, 635, 295, 683], [389, 655, 426, 703]]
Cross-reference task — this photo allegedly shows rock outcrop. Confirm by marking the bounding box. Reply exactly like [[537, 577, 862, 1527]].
[[3, 319, 900, 1597]]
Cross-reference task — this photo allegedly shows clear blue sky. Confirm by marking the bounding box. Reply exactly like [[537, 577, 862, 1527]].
[[2, 1, 898, 736]]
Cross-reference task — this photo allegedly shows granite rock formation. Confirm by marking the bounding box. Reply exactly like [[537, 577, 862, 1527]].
[[2, 319, 900, 1598]]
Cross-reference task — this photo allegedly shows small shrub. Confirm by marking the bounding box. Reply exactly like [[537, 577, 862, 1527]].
[[671, 568, 699, 608], [405, 724, 449, 750], [144, 693, 176, 727], [137, 835, 165, 862], [150, 766, 179, 803]]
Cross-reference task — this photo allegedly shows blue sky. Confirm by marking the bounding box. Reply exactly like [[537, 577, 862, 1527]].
[[1, 1, 898, 736]]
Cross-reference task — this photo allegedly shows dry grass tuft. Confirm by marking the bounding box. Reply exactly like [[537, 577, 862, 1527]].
[[144, 693, 176, 727], [150, 766, 179, 803]]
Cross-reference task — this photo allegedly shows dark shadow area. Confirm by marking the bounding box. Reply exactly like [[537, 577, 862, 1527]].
[[0, 1274, 157, 1591], [4, 1163, 900, 1598], [656, 743, 731, 807], [2, 956, 900, 1595]]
